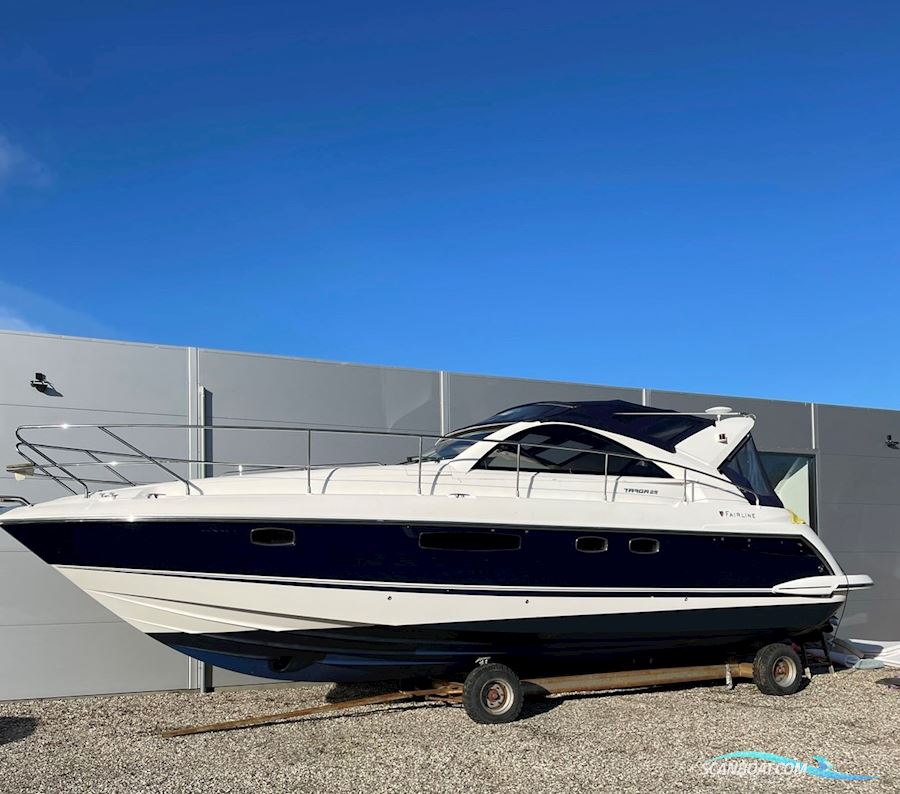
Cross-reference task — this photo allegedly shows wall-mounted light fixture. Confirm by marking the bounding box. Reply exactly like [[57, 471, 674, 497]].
[[30, 372, 53, 393], [886, 434, 898, 450]]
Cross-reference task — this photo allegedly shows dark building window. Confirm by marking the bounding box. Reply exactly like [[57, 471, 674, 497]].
[[758, 451, 817, 530]]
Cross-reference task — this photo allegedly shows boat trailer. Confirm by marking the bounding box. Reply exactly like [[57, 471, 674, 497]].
[[162, 639, 831, 737]]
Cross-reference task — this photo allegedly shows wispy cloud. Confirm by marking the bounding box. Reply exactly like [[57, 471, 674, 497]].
[[0, 306, 46, 333], [0, 281, 113, 339], [0, 133, 52, 193]]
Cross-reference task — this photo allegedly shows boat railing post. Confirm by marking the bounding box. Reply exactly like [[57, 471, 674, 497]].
[[604, 453, 609, 501], [515, 443, 521, 498], [683, 467, 688, 502], [307, 429, 312, 495], [99, 426, 199, 496], [417, 436, 423, 495]]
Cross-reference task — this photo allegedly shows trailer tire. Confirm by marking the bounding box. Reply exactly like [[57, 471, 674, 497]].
[[753, 643, 804, 696], [463, 663, 523, 724]]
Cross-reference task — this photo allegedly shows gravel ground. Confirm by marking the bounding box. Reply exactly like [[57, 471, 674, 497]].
[[1, 669, 897, 793]]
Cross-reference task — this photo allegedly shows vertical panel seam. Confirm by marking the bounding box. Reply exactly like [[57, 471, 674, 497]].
[[439, 371, 447, 435]]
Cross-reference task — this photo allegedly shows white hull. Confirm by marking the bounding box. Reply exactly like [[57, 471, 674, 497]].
[[56, 564, 846, 637]]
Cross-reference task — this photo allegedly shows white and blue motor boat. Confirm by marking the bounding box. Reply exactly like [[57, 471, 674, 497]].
[[0, 400, 874, 682]]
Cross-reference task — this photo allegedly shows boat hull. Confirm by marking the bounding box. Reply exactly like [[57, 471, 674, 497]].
[[2, 517, 844, 682], [154, 601, 841, 682]]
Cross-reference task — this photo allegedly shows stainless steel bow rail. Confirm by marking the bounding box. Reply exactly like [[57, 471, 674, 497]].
[[9, 422, 763, 504], [0, 495, 32, 507]]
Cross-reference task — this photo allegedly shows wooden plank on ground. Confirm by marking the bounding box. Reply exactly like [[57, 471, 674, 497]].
[[161, 685, 461, 738]]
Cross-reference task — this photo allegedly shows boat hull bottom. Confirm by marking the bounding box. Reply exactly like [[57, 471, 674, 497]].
[[153, 602, 840, 683]]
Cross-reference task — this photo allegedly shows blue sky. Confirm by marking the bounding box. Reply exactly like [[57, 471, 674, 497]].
[[1, 2, 899, 407]]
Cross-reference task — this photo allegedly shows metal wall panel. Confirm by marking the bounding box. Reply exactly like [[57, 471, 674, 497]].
[[812, 404, 900, 638], [815, 404, 900, 459], [0, 332, 188, 416], [0, 623, 187, 700], [839, 596, 897, 641], [197, 350, 440, 431], [0, 550, 115, 626], [816, 503, 900, 554], [0, 516, 27, 553], [815, 453, 900, 507], [649, 391, 814, 452], [445, 373, 642, 432]]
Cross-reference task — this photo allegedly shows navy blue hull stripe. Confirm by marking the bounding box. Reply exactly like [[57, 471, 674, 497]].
[[5, 519, 831, 591]]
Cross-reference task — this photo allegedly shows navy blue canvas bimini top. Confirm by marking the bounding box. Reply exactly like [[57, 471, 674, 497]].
[[468, 400, 714, 453]]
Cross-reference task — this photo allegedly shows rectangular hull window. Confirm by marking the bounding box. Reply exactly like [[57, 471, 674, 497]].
[[629, 537, 660, 554], [419, 531, 521, 551], [251, 527, 296, 546], [575, 536, 608, 553]]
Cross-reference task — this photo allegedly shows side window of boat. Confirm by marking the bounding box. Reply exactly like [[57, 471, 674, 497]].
[[418, 531, 521, 551], [576, 536, 608, 553], [250, 527, 296, 546], [629, 537, 660, 554], [476, 425, 670, 478]]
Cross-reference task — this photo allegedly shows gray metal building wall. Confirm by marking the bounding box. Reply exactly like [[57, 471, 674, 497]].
[[1, 330, 896, 700]]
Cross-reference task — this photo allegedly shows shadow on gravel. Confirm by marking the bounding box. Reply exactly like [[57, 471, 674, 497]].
[[325, 681, 407, 702], [517, 698, 565, 720], [0, 717, 39, 746]]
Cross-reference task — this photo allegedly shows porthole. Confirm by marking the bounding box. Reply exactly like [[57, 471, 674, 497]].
[[575, 536, 608, 553], [251, 527, 296, 546], [629, 537, 660, 554]]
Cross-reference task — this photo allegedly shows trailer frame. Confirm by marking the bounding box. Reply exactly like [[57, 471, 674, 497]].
[[161, 659, 757, 738]]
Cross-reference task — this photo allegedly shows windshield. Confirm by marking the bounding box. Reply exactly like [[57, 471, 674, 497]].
[[719, 435, 782, 507], [423, 427, 500, 462]]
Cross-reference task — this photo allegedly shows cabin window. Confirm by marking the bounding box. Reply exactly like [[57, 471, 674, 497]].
[[418, 531, 521, 551], [250, 527, 296, 546], [629, 537, 660, 554], [576, 536, 608, 553], [424, 426, 502, 462], [476, 425, 670, 478]]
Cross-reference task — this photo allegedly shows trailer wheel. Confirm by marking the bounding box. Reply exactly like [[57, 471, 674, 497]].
[[753, 643, 804, 696], [463, 663, 523, 724]]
